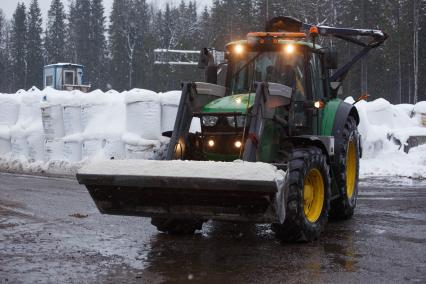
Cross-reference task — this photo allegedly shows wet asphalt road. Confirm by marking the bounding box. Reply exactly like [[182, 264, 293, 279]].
[[0, 173, 425, 284]]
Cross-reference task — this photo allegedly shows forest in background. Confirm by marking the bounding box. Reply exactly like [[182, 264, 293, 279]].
[[0, 0, 425, 103]]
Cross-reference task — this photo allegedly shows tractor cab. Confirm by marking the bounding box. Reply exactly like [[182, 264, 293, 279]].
[[196, 31, 335, 162], [43, 63, 91, 92]]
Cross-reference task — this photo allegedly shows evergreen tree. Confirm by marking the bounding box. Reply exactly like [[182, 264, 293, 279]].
[[90, 0, 107, 89], [71, 0, 91, 71], [109, 0, 132, 90], [45, 0, 67, 63], [67, 0, 78, 62], [199, 6, 213, 47], [130, 0, 152, 88], [0, 9, 11, 92], [418, 0, 426, 101], [26, 0, 44, 89], [10, 3, 27, 91]]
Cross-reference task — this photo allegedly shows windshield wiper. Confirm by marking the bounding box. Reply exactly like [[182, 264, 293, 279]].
[[233, 51, 264, 77]]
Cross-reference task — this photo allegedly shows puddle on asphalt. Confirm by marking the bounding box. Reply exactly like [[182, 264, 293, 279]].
[[134, 221, 364, 282]]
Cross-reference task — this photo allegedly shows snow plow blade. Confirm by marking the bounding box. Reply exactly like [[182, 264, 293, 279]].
[[77, 160, 284, 222]]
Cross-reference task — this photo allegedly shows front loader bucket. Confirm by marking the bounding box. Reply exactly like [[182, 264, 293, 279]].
[[77, 160, 284, 222]]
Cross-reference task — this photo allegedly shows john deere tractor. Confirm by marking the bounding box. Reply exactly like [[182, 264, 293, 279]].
[[77, 17, 387, 241]]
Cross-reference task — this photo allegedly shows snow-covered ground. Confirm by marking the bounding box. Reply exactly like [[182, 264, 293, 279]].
[[0, 87, 425, 179]]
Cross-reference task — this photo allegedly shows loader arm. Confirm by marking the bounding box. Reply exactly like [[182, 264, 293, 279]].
[[166, 82, 196, 160], [266, 17, 388, 85], [166, 82, 226, 160], [305, 23, 387, 84]]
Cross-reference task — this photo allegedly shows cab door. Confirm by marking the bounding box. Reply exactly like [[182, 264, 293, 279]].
[[309, 53, 324, 135]]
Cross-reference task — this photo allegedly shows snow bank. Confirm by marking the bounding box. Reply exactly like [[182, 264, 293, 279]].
[[0, 87, 183, 174], [345, 97, 424, 156], [347, 97, 426, 178], [361, 144, 426, 179]]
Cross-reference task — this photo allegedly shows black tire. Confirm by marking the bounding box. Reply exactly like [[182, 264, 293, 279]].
[[272, 146, 331, 242], [151, 218, 203, 235], [329, 116, 360, 220]]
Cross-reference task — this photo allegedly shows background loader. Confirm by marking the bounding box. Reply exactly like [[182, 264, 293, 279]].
[[77, 17, 387, 242]]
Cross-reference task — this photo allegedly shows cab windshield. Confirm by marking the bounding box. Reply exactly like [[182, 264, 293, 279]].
[[230, 51, 305, 96]]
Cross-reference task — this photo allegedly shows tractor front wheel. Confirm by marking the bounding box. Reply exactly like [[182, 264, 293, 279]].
[[272, 146, 331, 242]]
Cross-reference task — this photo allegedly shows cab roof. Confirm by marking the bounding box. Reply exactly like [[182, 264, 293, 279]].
[[226, 39, 319, 50]]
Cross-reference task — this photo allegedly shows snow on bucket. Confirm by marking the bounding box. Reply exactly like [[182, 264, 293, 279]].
[[63, 140, 82, 162], [27, 134, 45, 162], [63, 105, 82, 136], [82, 139, 106, 160], [45, 139, 64, 161], [41, 105, 65, 139], [11, 136, 29, 160], [126, 90, 161, 140], [0, 96, 20, 127]]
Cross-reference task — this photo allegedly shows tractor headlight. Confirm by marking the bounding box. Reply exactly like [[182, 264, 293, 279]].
[[227, 116, 246, 128], [202, 116, 219, 127]]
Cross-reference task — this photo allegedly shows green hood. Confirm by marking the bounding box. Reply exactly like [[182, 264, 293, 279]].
[[202, 94, 255, 114]]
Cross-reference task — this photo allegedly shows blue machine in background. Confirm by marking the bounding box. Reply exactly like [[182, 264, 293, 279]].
[[43, 63, 91, 92]]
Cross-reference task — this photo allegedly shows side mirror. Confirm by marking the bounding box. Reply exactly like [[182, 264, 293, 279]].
[[323, 50, 338, 69], [198, 48, 211, 69]]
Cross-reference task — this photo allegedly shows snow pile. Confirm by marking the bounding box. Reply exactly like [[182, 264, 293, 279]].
[[345, 97, 426, 155], [0, 87, 183, 175], [346, 97, 426, 178], [360, 144, 426, 179]]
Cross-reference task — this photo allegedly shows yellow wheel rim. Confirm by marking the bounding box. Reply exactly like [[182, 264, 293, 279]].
[[346, 139, 357, 199], [303, 168, 324, 223]]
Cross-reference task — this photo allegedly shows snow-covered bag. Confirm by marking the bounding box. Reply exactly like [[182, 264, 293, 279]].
[[63, 140, 82, 162], [0, 137, 11, 155], [41, 105, 65, 139], [82, 139, 106, 160], [27, 134, 45, 162], [63, 105, 82, 136], [44, 139, 64, 161], [102, 139, 125, 160], [126, 89, 162, 140], [0, 94, 20, 127], [11, 136, 29, 160], [160, 91, 181, 134]]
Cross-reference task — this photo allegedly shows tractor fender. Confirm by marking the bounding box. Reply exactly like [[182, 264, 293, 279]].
[[286, 136, 334, 164], [331, 101, 361, 160]]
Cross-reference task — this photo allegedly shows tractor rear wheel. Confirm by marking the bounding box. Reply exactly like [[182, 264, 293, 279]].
[[272, 146, 331, 242], [151, 218, 203, 235], [329, 116, 360, 220]]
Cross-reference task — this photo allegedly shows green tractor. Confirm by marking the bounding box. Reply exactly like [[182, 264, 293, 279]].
[[77, 17, 387, 241]]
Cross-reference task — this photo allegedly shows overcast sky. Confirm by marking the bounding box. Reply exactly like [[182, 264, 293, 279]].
[[1, 0, 212, 21]]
